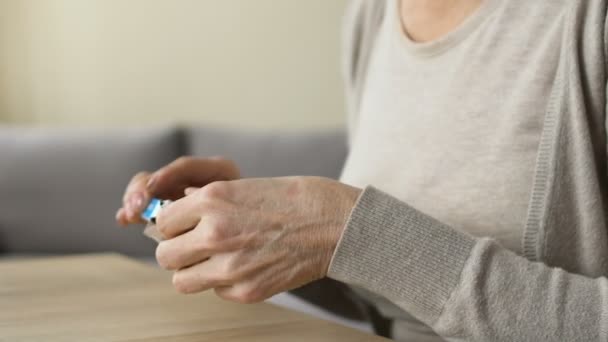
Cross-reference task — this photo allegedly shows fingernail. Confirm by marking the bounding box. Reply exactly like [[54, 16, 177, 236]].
[[130, 193, 144, 211]]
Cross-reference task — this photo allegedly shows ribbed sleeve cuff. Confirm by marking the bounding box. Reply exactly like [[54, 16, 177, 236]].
[[327, 186, 476, 324]]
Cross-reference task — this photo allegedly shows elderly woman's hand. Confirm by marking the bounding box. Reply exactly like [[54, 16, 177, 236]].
[[154, 176, 361, 303]]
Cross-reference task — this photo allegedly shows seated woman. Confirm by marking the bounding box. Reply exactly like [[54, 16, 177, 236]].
[[117, 1, 608, 340]]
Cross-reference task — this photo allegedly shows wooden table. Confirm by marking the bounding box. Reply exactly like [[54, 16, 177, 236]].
[[0, 254, 387, 341]]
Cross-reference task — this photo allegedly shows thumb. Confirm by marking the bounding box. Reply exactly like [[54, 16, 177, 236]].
[[147, 157, 239, 199]]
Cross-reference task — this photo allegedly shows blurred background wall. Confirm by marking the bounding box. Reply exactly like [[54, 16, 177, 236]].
[[0, 0, 348, 130]]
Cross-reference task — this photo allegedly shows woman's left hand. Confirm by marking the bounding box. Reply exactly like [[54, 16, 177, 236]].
[[154, 176, 361, 303]]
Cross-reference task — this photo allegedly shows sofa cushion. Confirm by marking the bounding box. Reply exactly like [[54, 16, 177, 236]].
[[0, 126, 183, 256], [185, 126, 348, 179]]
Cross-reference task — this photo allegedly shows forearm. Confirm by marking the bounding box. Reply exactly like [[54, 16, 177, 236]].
[[328, 186, 608, 341]]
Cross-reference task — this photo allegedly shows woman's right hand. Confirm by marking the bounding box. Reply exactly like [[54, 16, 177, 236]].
[[115, 156, 240, 226]]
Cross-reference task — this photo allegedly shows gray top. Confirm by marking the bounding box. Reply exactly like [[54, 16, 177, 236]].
[[341, 0, 556, 255], [329, 0, 608, 341]]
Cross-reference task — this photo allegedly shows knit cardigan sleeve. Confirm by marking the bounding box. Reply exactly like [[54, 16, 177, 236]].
[[328, 186, 608, 341]]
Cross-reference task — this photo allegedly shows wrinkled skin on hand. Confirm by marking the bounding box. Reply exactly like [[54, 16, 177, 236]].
[[154, 176, 361, 303]]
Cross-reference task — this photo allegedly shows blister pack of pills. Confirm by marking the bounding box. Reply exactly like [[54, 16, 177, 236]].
[[141, 198, 172, 243]]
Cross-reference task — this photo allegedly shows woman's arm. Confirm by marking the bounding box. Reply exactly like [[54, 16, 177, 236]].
[[328, 186, 608, 341]]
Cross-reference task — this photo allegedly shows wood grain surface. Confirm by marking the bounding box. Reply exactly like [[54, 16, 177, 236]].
[[0, 254, 387, 341]]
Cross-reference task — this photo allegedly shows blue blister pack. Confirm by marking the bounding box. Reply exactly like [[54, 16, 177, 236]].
[[141, 198, 163, 223], [141, 198, 171, 242]]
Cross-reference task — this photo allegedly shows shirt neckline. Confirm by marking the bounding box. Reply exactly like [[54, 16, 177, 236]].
[[392, 0, 500, 57]]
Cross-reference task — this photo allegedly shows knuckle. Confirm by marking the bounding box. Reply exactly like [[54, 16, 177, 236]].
[[205, 228, 223, 245], [172, 273, 191, 294], [236, 286, 263, 304], [214, 288, 231, 301], [155, 242, 177, 270], [199, 181, 229, 201], [216, 260, 236, 283], [155, 244, 172, 269], [204, 217, 230, 244]]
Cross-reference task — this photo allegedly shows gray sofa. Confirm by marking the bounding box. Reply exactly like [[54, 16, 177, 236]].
[[0, 125, 348, 257]]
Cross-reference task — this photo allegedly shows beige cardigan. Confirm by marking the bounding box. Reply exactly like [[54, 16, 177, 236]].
[[328, 1, 608, 341]]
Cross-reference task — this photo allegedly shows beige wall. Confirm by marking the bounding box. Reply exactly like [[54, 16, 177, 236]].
[[0, 0, 348, 130]]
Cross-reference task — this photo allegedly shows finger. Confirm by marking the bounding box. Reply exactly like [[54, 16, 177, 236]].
[[155, 227, 213, 270], [116, 206, 146, 226], [121, 171, 152, 223], [115, 208, 128, 227], [147, 157, 239, 197], [122, 172, 150, 205], [117, 208, 146, 226], [172, 254, 234, 294], [125, 206, 147, 224], [155, 195, 202, 239]]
